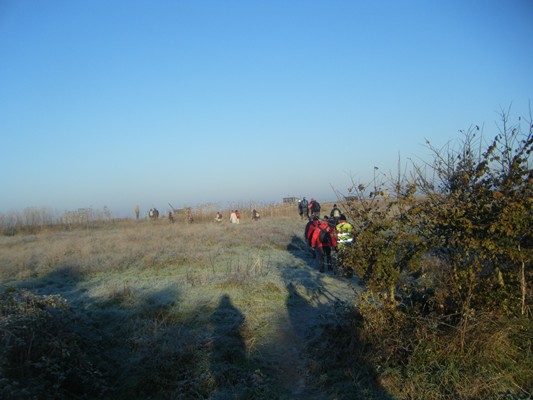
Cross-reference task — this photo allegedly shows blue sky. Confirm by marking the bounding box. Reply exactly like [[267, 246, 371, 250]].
[[1, 0, 532, 217]]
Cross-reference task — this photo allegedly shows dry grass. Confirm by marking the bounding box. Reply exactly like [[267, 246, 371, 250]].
[[2, 207, 348, 399]]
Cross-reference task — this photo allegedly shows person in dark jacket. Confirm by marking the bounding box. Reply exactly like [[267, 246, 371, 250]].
[[299, 197, 309, 219], [252, 209, 260, 221], [330, 204, 342, 225], [308, 198, 321, 218]]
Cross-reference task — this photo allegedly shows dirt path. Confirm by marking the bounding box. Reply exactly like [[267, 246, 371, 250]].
[[271, 243, 360, 398]]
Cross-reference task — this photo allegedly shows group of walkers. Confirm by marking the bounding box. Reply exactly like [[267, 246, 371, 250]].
[[300, 198, 354, 273], [216, 209, 260, 224], [298, 197, 321, 219]]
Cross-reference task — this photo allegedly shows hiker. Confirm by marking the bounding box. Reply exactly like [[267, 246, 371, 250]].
[[252, 209, 260, 221], [304, 216, 320, 258], [230, 210, 239, 224], [311, 216, 338, 273], [134, 205, 140, 220], [215, 212, 222, 223], [168, 211, 175, 223], [299, 197, 309, 219], [309, 198, 321, 218], [336, 214, 354, 249], [149, 208, 159, 220], [330, 204, 342, 225]]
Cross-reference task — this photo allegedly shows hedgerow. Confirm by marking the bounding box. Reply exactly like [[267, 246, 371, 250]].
[[337, 108, 533, 398]]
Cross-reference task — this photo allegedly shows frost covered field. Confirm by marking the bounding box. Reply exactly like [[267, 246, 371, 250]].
[[0, 209, 368, 399]]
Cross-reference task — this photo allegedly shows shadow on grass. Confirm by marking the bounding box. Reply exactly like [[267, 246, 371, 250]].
[[287, 234, 316, 269], [6, 270, 280, 399], [286, 234, 355, 301], [6, 268, 217, 399], [2, 229, 391, 399], [210, 294, 246, 387]]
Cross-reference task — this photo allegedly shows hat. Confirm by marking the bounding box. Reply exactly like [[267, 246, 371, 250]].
[[312, 216, 319, 221], [340, 214, 346, 220], [323, 215, 329, 220]]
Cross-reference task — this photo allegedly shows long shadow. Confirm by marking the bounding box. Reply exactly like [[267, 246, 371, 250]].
[[8, 263, 274, 398], [287, 234, 316, 268], [209, 294, 247, 394], [286, 234, 355, 301]]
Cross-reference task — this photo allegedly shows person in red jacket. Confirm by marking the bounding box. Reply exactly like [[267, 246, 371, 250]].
[[304, 216, 320, 258], [311, 216, 338, 272]]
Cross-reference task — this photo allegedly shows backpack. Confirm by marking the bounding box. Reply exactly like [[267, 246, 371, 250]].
[[319, 227, 330, 244], [312, 201, 320, 212], [301, 199, 308, 208]]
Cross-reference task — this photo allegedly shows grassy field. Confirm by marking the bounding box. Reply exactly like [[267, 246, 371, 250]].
[[3, 201, 530, 399], [1, 207, 382, 400]]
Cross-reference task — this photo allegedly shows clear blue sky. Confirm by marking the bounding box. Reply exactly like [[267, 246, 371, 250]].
[[1, 0, 532, 217]]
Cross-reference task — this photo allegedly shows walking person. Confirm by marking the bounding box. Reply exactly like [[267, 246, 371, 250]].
[[304, 216, 320, 258], [299, 197, 309, 219], [311, 216, 337, 272], [309, 198, 321, 218], [336, 214, 354, 249], [330, 204, 342, 225]]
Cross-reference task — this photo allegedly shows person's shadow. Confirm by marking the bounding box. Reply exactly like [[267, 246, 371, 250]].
[[210, 294, 246, 392], [287, 234, 316, 269]]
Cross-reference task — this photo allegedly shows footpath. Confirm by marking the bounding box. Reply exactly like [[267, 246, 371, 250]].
[[272, 238, 360, 399]]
